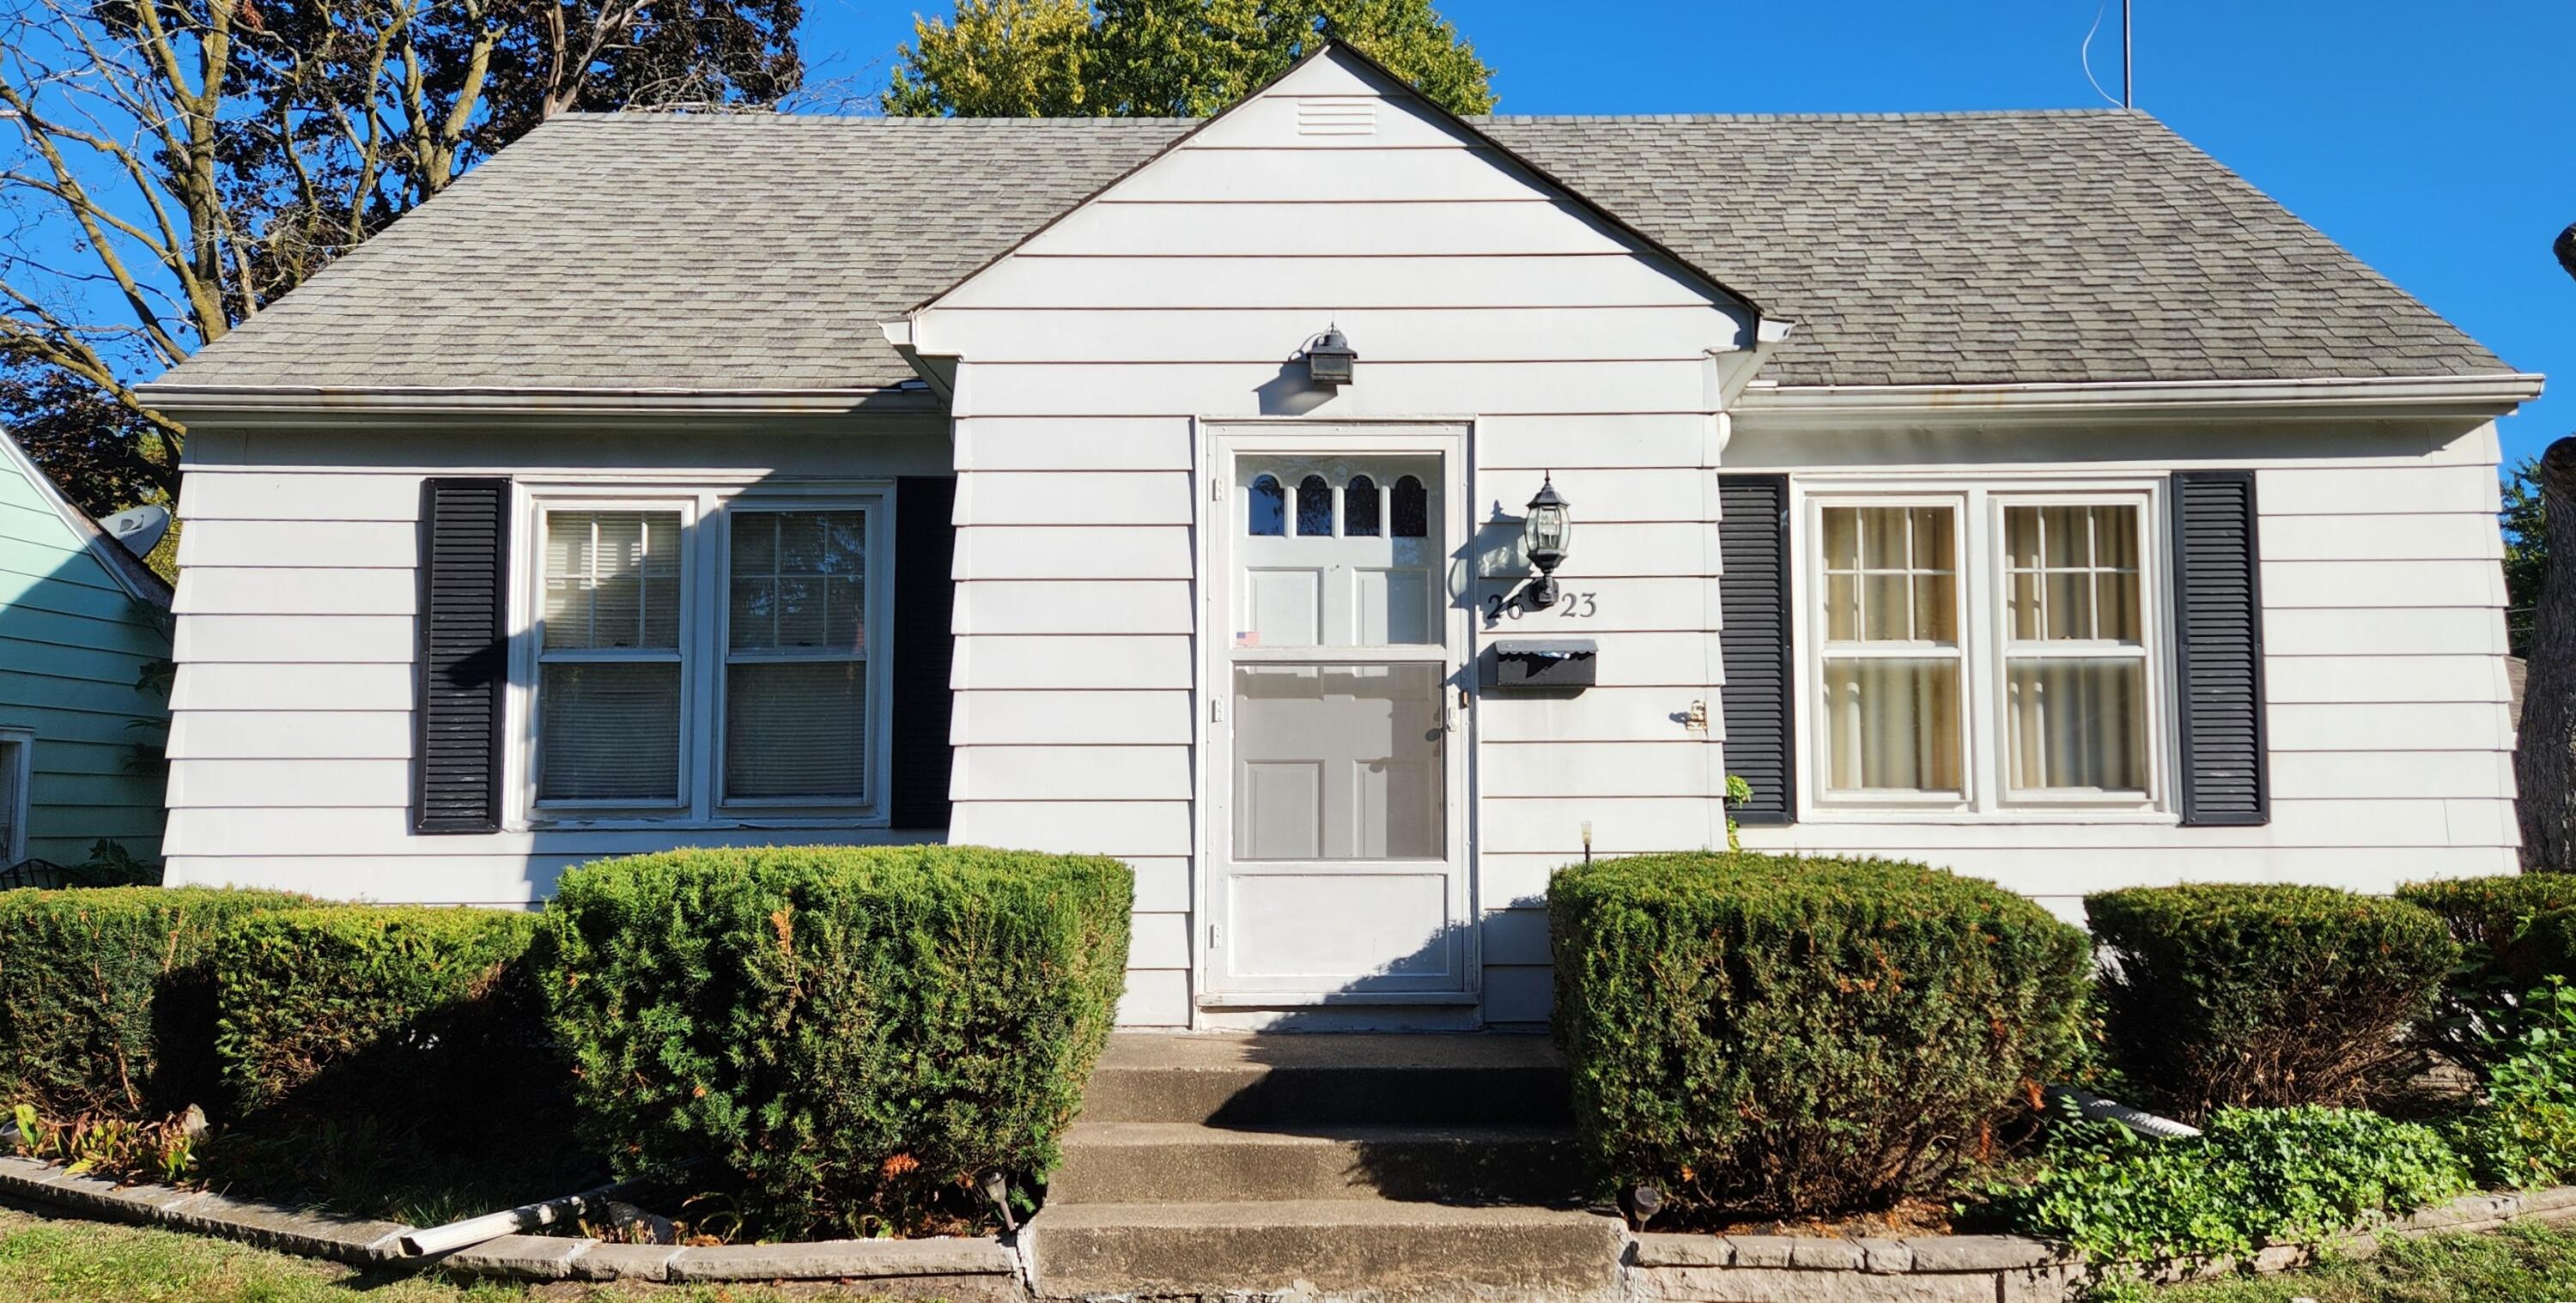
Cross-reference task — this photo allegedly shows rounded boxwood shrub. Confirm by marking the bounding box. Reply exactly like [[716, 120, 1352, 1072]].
[[536, 845, 1132, 1239], [213, 905, 550, 1121], [1549, 851, 2091, 1219], [2397, 875, 2576, 1075], [2087, 883, 2458, 1118], [0, 887, 305, 1118]]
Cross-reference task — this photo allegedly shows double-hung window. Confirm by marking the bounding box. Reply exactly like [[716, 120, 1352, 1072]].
[[526, 488, 887, 823], [1804, 484, 2163, 815]]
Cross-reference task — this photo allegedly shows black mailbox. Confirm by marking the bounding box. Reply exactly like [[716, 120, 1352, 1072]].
[[1484, 639, 1597, 690]]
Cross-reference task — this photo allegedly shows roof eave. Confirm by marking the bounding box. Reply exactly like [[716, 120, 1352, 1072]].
[[1732, 373, 2545, 426], [137, 382, 949, 427]]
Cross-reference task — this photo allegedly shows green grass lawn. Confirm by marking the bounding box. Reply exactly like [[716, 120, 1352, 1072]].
[[2155, 1220, 2576, 1302], [0, 1203, 922, 1302]]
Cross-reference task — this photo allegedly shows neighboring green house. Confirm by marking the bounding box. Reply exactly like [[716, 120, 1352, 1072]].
[[0, 429, 173, 872]]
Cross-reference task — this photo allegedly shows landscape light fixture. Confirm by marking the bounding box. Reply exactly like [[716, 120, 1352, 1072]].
[[1303, 326, 1357, 387], [976, 1168, 1018, 1233], [1521, 474, 1572, 608]]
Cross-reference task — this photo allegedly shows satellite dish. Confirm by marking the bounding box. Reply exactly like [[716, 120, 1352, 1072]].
[[100, 505, 169, 559]]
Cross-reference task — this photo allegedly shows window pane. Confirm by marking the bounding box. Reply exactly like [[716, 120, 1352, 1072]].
[[2005, 503, 2142, 648], [538, 663, 681, 802], [1345, 476, 1380, 536], [1233, 663, 1443, 860], [1390, 476, 1428, 539], [2097, 570, 2141, 642], [731, 511, 865, 652], [2045, 570, 2093, 639], [1823, 504, 1956, 645], [2093, 505, 2137, 568], [544, 511, 681, 651], [1820, 657, 1961, 794], [1249, 475, 1285, 536], [1824, 573, 1858, 640], [1822, 506, 1860, 569], [2007, 658, 2147, 791], [726, 661, 866, 801], [1297, 476, 1334, 536]]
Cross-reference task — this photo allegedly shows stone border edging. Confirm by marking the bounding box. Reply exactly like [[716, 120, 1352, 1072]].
[[1626, 1185, 2576, 1303], [0, 1152, 1018, 1291]]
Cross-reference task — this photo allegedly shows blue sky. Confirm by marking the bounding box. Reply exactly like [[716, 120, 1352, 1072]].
[[803, 0, 2575, 466]]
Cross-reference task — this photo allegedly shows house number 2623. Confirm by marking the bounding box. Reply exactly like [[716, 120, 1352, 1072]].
[[1485, 591, 1599, 621]]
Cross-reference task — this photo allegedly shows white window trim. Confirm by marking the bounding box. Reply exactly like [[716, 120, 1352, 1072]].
[[0, 725, 32, 865], [503, 479, 894, 832], [1789, 474, 2178, 825]]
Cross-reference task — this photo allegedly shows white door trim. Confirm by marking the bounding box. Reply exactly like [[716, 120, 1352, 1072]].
[[1193, 420, 1479, 1021]]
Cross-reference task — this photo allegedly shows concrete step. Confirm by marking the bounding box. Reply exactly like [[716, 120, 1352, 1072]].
[[1024, 1199, 1626, 1302], [1051, 1121, 1584, 1205], [1083, 1033, 1571, 1126]]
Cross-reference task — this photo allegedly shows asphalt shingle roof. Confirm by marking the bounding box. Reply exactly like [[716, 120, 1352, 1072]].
[[158, 108, 2510, 393]]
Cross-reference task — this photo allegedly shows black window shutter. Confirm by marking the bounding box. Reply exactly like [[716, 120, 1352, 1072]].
[[1718, 474, 1795, 825], [413, 478, 510, 834], [2171, 470, 2269, 826], [890, 476, 957, 829]]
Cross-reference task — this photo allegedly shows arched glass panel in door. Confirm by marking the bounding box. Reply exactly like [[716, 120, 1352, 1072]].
[[1248, 474, 1285, 536], [1391, 476, 1428, 539], [1297, 476, 1334, 536], [1344, 476, 1380, 536]]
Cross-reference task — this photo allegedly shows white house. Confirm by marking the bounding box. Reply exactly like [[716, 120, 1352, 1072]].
[[139, 46, 2541, 1030]]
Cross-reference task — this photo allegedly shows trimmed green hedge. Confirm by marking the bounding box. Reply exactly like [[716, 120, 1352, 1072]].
[[1550, 851, 2091, 1218], [2087, 884, 2457, 1118], [536, 845, 1133, 1239], [0, 888, 306, 1118], [2397, 875, 2576, 1075], [213, 906, 550, 1121]]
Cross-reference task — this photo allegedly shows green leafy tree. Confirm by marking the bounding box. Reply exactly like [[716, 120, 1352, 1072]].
[[2507, 456, 2547, 657], [3, 0, 803, 520], [884, 0, 1495, 118]]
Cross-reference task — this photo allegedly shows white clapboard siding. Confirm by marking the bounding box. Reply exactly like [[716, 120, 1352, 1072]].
[[2270, 750, 2518, 800], [173, 662, 416, 712], [1127, 857, 1192, 913], [2257, 464, 2501, 516], [167, 710, 414, 760], [953, 471, 1193, 525], [957, 418, 1194, 471], [1470, 578, 1716, 633], [2259, 512, 2505, 561], [167, 759, 411, 807], [1504, 632, 1712, 688], [962, 361, 1714, 421], [1480, 908, 1553, 965], [952, 745, 1194, 802], [179, 471, 422, 521], [937, 306, 1736, 367], [1041, 198, 1631, 256], [1480, 742, 1718, 797], [1723, 843, 2520, 898], [1117, 969, 1193, 1027], [176, 567, 415, 616], [942, 254, 1717, 313], [1479, 688, 1712, 743], [2269, 701, 2514, 753], [2263, 607, 2506, 657], [2263, 655, 2511, 705], [1182, 92, 1479, 150], [951, 690, 1194, 745], [179, 519, 420, 568], [1522, 524, 1717, 576], [177, 615, 415, 663], [1090, 145, 1599, 206], [951, 635, 1194, 690], [1480, 966, 1554, 1024], [1481, 797, 1728, 852], [1480, 853, 1582, 911], [1727, 799, 2490, 853], [1480, 414, 1714, 470], [954, 526, 1194, 580], [953, 581, 1194, 634], [946, 801, 1192, 856], [1129, 912, 1193, 968], [2258, 560, 2506, 609], [166, 825, 930, 881]]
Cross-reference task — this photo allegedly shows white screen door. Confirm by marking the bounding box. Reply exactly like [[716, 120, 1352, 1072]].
[[1206, 428, 1471, 1003]]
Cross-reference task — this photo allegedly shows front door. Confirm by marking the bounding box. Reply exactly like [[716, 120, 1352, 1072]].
[[1205, 427, 1473, 1008]]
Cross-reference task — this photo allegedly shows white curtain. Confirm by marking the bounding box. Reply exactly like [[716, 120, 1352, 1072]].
[[1821, 658, 1961, 793], [2007, 658, 2145, 791]]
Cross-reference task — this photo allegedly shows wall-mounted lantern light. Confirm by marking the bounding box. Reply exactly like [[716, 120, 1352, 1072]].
[[1522, 474, 1572, 608], [1303, 326, 1357, 387]]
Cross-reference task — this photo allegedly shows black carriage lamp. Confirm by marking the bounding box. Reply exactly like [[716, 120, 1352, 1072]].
[[1303, 325, 1357, 387], [1522, 474, 1572, 608]]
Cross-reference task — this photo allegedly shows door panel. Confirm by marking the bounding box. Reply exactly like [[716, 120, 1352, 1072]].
[[1207, 434, 1471, 1003]]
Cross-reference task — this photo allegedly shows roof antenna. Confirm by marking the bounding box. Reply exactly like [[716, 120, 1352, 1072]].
[[2123, 0, 2134, 108], [2079, 0, 2132, 109]]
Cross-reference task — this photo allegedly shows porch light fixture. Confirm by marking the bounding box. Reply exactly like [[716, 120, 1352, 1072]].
[[1522, 474, 1572, 608], [1303, 326, 1357, 387]]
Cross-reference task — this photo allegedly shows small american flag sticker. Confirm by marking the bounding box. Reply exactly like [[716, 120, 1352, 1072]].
[[1234, 630, 1261, 647]]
